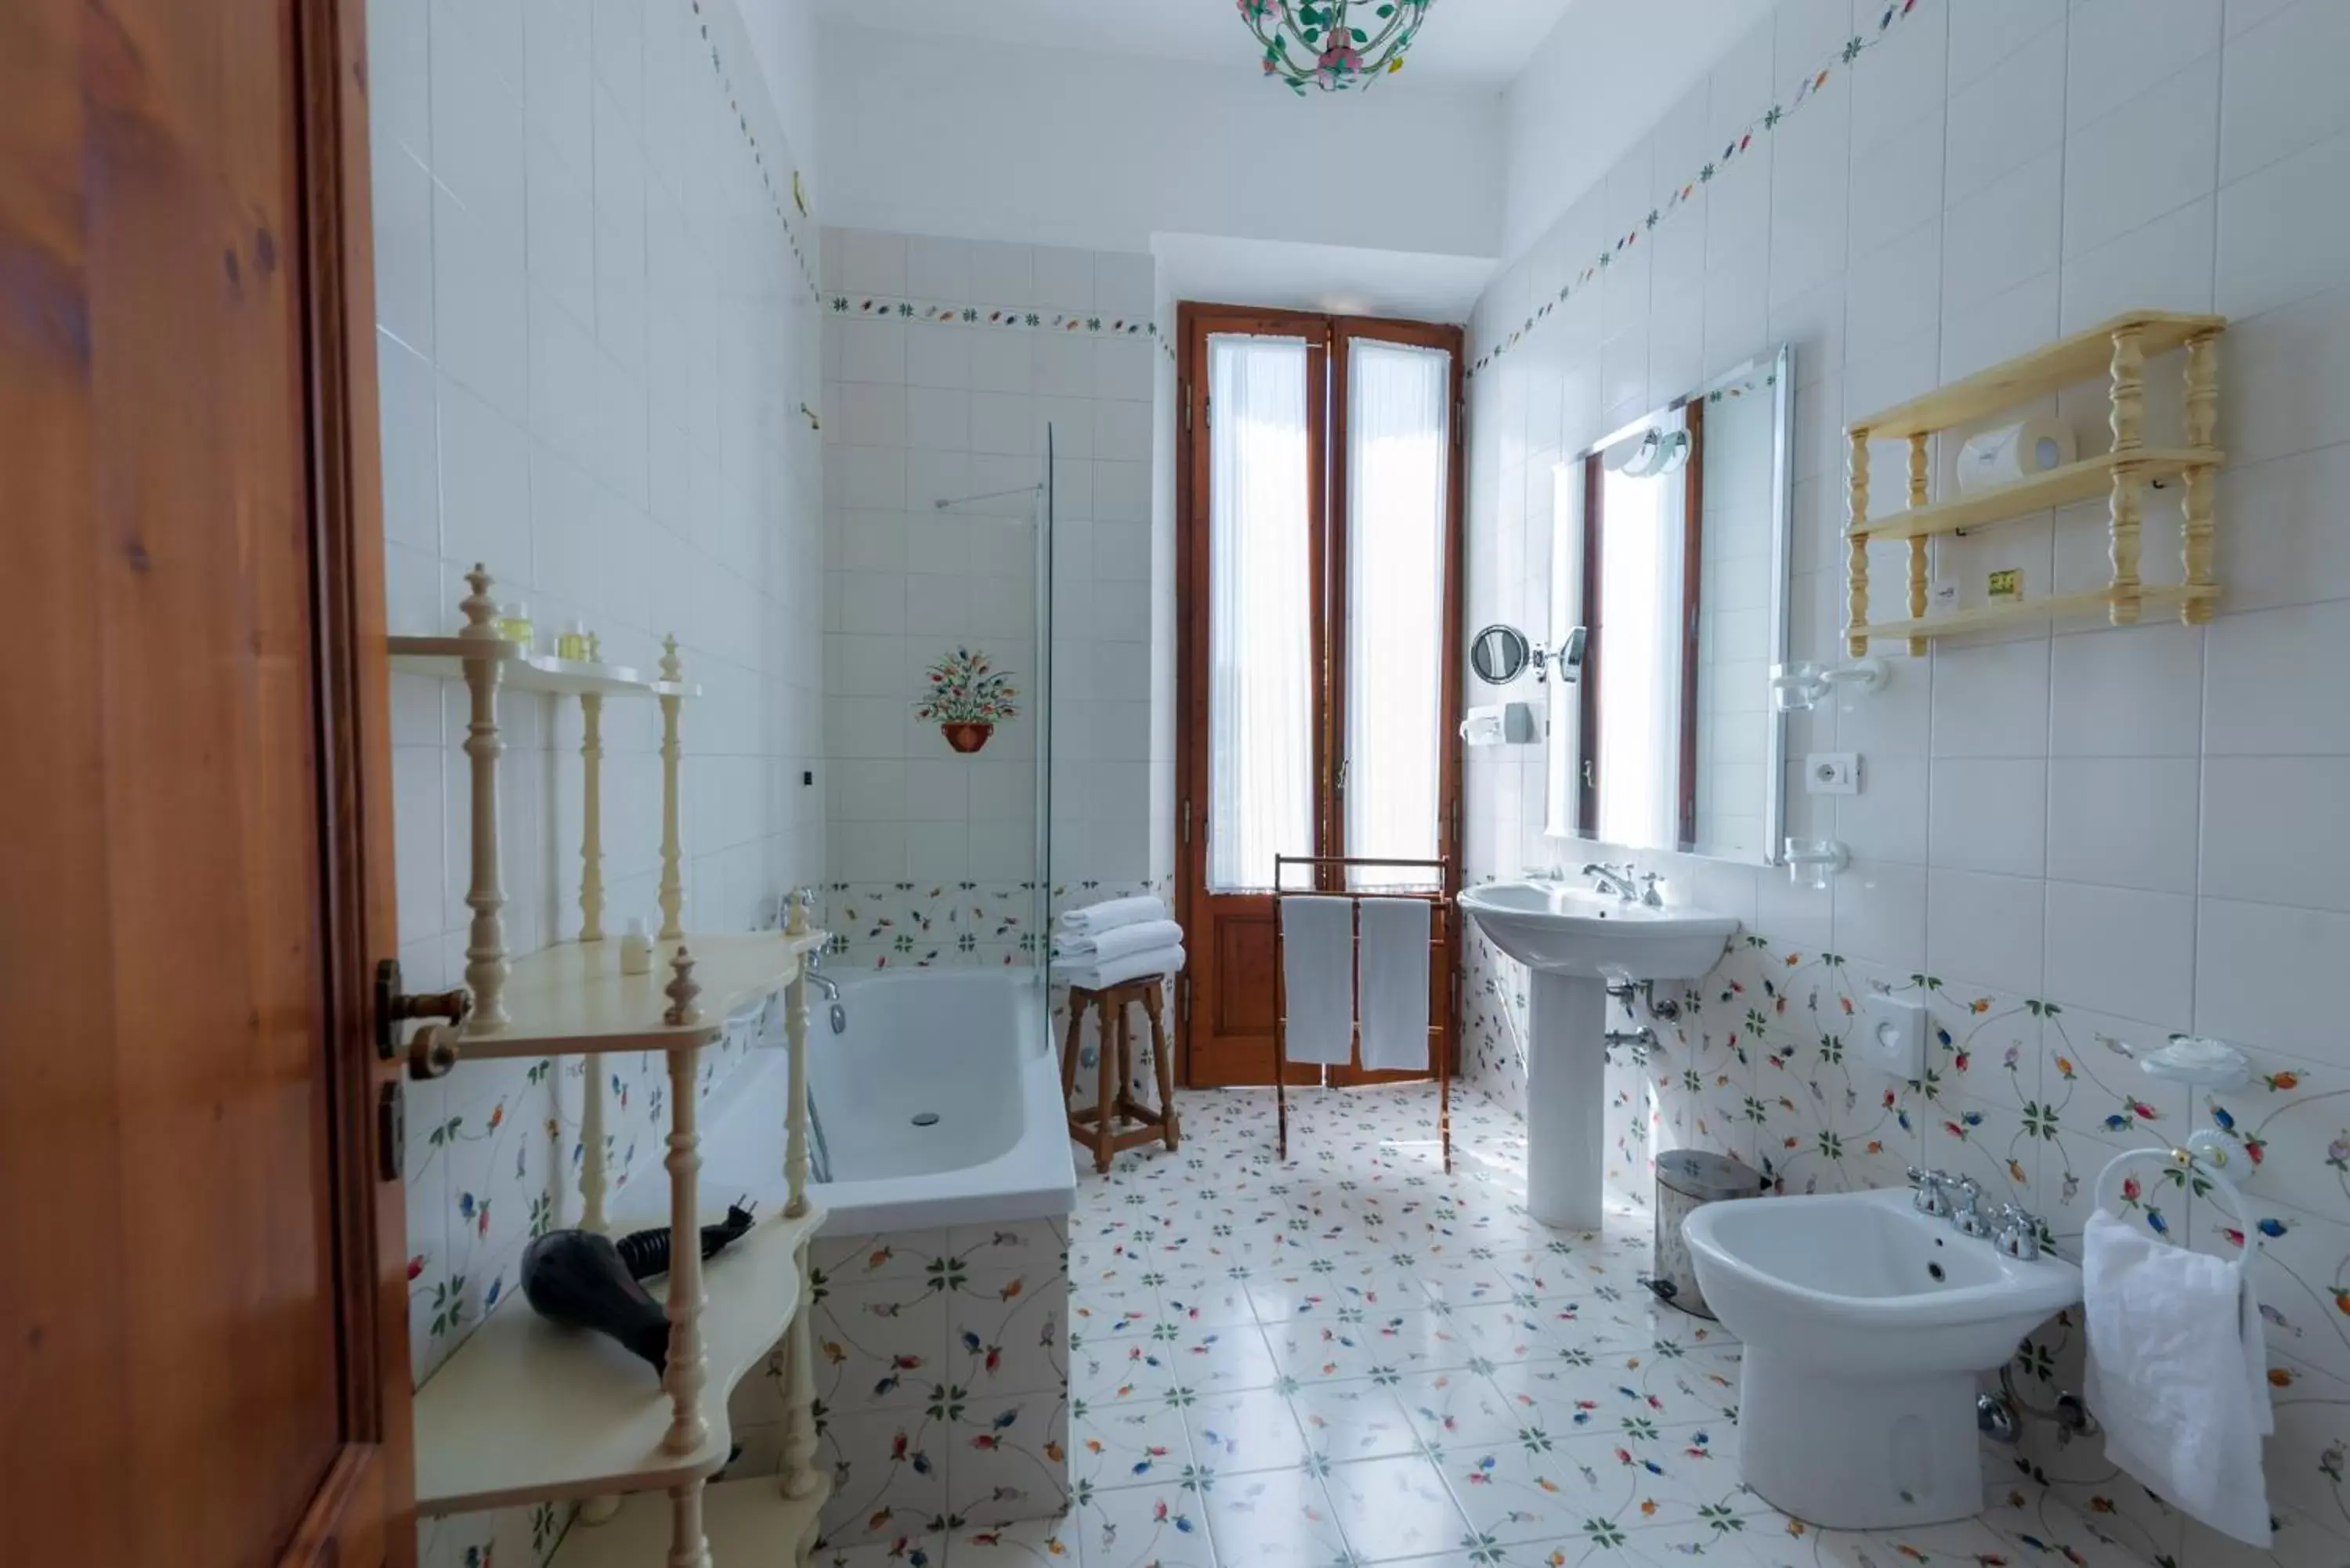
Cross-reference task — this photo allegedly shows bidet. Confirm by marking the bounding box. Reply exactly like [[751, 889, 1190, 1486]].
[[1683, 1185, 2081, 1529]]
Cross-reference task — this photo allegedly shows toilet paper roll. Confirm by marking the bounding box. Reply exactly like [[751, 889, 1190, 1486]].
[[1953, 417, 2077, 496]]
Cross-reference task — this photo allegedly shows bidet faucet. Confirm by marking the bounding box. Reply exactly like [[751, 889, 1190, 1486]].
[[1949, 1176, 1996, 1239], [1993, 1203, 2045, 1261], [1907, 1165, 1955, 1218]]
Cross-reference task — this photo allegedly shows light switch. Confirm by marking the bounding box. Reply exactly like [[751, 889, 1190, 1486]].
[[1805, 753, 1860, 795]]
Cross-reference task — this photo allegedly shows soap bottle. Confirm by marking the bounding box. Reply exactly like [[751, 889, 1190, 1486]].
[[496, 600, 534, 648], [620, 917, 653, 976], [558, 620, 590, 661]]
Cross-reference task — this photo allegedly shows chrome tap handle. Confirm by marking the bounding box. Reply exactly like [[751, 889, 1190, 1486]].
[[1639, 873, 1665, 908], [1950, 1176, 1994, 1237], [1906, 1165, 1954, 1218], [1993, 1203, 2043, 1260]]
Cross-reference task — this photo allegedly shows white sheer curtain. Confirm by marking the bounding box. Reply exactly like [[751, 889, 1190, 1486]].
[[1207, 335, 1314, 891], [1594, 454, 1687, 848], [1343, 339, 1451, 891]]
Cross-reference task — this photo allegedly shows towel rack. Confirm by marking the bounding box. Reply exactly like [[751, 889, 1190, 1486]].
[[2093, 1129, 2258, 1276], [1270, 853, 1453, 1173]]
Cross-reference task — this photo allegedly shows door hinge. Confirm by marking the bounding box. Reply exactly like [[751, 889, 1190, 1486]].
[[1583, 757, 1595, 788], [1449, 796, 1461, 851], [1183, 798, 1192, 845], [1184, 380, 1192, 432], [1182, 976, 1191, 1022], [1202, 392, 1211, 431]]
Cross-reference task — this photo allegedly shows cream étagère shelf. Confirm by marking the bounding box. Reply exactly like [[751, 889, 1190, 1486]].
[[393, 565, 829, 1566], [1845, 309, 2225, 655]]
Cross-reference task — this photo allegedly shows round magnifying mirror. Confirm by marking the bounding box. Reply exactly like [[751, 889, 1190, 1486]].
[[1470, 624, 1531, 685]]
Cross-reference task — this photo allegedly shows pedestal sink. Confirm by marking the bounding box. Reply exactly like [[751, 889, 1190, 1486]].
[[1459, 880, 1739, 1229]]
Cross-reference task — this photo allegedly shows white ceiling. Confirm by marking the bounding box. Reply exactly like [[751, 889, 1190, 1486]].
[[808, 0, 1584, 89]]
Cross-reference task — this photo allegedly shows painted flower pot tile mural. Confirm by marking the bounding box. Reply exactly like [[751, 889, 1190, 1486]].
[[916, 646, 1019, 755]]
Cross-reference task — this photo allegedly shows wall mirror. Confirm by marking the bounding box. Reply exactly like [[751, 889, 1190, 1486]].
[[1469, 623, 1533, 685], [1545, 345, 1792, 865]]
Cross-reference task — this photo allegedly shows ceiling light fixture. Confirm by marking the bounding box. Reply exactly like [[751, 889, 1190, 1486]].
[[1239, 0, 1434, 93]]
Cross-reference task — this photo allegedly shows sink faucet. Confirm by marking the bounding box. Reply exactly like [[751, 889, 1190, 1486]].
[[1584, 862, 1665, 906]]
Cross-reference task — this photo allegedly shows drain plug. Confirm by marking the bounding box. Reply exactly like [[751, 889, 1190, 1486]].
[[911, 1111, 940, 1127]]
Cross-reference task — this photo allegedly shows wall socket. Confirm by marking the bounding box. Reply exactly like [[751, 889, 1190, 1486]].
[[1805, 753, 1860, 795]]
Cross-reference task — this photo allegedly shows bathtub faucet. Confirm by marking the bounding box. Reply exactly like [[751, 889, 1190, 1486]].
[[802, 949, 847, 1035]]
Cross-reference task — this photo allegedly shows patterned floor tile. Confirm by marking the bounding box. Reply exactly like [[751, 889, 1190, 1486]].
[[1322, 1454, 1477, 1563], [1072, 1392, 1192, 1494], [1289, 1376, 1420, 1465], [1040, 1083, 2152, 1568], [1202, 1463, 1351, 1568], [1072, 1476, 1214, 1568], [1184, 1386, 1312, 1476]]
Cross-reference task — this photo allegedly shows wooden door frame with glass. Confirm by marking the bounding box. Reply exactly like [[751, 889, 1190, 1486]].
[[1172, 303, 1466, 1089]]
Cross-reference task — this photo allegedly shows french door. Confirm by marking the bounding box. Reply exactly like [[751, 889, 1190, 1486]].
[[1173, 306, 1465, 1088]]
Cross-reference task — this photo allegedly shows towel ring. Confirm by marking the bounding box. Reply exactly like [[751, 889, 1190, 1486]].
[[2093, 1129, 2259, 1277]]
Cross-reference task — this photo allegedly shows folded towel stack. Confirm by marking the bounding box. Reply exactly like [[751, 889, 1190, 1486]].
[[1050, 894, 1184, 990]]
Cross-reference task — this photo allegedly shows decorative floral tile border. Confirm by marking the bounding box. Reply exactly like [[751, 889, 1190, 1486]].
[[828, 293, 1169, 359], [1467, 0, 1931, 378], [685, 0, 821, 302]]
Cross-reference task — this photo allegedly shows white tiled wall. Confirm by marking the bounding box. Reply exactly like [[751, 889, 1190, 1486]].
[[819, 227, 1162, 962], [1460, 2, 2350, 1563], [372, 2, 821, 1560]]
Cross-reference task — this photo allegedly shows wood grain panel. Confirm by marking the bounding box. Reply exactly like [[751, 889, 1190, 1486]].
[[1, 0, 407, 1560]]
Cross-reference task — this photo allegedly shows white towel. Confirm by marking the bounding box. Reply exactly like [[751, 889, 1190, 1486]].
[[1058, 894, 1167, 938], [2083, 1209, 2272, 1546], [1279, 895, 1353, 1066], [1052, 945, 1184, 992], [1356, 898, 1430, 1072], [1052, 919, 1184, 963]]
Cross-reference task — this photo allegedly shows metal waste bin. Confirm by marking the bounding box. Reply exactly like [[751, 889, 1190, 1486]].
[[1650, 1149, 1767, 1318]]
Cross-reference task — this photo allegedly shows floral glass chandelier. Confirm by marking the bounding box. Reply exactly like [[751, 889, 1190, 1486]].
[[1239, 0, 1434, 94]]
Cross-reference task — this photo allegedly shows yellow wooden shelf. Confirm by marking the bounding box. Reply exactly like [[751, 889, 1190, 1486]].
[[548, 1473, 830, 1568], [1852, 310, 2225, 439], [1853, 585, 2218, 651], [414, 1198, 826, 1513], [456, 930, 826, 1059], [1848, 447, 2222, 543]]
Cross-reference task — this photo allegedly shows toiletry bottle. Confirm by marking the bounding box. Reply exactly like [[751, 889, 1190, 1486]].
[[586, 630, 602, 662], [558, 619, 589, 661], [496, 600, 534, 647], [620, 917, 653, 976]]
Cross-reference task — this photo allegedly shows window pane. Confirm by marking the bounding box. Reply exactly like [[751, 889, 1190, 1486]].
[[1207, 335, 1314, 891], [1343, 339, 1450, 891]]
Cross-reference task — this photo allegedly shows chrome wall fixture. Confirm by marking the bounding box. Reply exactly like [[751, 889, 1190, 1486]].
[[1769, 657, 1888, 712]]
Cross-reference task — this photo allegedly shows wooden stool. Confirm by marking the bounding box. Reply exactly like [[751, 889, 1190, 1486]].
[[1061, 977, 1180, 1174]]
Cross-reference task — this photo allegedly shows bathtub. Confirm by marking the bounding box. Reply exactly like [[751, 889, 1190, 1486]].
[[710, 967, 1078, 1540], [696, 966, 1076, 1234]]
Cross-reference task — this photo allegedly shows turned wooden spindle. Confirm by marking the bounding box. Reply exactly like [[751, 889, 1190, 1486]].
[[2107, 327, 2146, 624], [779, 1261, 820, 1501], [2182, 331, 2221, 625], [665, 1480, 709, 1568], [663, 946, 703, 1028], [1846, 432, 1871, 656], [579, 692, 606, 942], [657, 636, 685, 941], [458, 565, 510, 1031], [1906, 433, 1930, 656], [784, 959, 811, 1221], [660, 1041, 707, 1458]]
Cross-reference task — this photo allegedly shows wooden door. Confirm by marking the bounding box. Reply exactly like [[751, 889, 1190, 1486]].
[[0, 2, 414, 1565], [1173, 305, 1465, 1089]]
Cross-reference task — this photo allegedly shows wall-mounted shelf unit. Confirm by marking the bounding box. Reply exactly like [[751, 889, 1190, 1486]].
[[393, 565, 829, 1566], [1845, 309, 2225, 656]]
